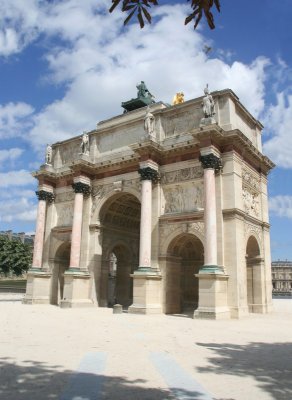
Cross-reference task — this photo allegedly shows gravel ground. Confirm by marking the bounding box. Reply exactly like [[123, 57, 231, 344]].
[[0, 294, 291, 400]]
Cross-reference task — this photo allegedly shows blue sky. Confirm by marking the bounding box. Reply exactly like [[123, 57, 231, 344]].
[[0, 0, 292, 261]]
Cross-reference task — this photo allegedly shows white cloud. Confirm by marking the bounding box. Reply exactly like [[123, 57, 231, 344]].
[[0, 172, 36, 223], [0, 196, 37, 223], [0, 102, 34, 139], [0, 147, 23, 165], [0, 0, 40, 56], [263, 92, 292, 168], [10, 2, 267, 151], [269, 195, 292, 219], [0, 169, 35, 187]]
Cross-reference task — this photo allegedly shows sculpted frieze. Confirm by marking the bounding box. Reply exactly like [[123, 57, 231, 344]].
[[242, 187, 260, 218], [188, 222, 204, 236], [242, 168, 260, 191], [123, 178, 141, 192], [160, 166, 203, 185], [164, 183, 203, 214], [91, 184, 114, 217]]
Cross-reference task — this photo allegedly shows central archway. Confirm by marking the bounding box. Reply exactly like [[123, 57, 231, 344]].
[[164, 233, 204, 314], [99, 192, 141, 308]]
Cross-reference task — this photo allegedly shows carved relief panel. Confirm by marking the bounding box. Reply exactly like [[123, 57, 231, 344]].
[[242, 168, 261, 219], [163, 182, 203, 214]]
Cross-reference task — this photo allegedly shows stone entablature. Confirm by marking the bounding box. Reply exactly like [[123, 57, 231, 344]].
[[47, 89, 265, 170]]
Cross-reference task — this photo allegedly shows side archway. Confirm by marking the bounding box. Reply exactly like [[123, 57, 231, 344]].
[[162, 233, 204, 314], [246, 235, 264, 313], [50, 242, 71, 305]]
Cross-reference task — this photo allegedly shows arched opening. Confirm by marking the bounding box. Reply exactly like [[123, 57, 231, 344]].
[[107, 244, 133, 307], [99, 193, 140, 308], [246, 235, 262, 313], [51, 242, 70, 305], [164, 233, 204, 314]]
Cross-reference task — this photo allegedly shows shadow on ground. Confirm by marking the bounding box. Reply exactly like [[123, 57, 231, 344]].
[[0, 357, 207, 400], [196, 342, 292, 400]]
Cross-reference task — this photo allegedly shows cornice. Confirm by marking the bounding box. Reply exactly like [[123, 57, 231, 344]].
[[159, 210, 204, 223], [223, 208, 270, 228]]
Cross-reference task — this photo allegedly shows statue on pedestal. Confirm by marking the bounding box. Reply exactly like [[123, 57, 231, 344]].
[[144, 106, 155, 137], [80, 132, 89, 155], [45, 144, 52, 165], [202, 84, 215, 118], [122, 81, 155, 112]]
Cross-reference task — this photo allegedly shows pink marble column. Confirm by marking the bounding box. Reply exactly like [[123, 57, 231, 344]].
[[203, 168, 217, 265], [69, 181, 91, 270], [139, 179, 152, 267], [138, 164, 159, 270], [200, 153, 222, 270], [32, 190, 54, 269]]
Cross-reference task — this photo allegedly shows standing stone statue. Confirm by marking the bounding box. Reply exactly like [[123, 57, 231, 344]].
[[45, 144, 52, 165], [80, 132, 89, 155], [202, 84, 215, 118], [144, 106, 155, 137]]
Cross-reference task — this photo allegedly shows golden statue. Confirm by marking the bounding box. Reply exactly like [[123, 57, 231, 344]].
[[172, 92, 185, 105]]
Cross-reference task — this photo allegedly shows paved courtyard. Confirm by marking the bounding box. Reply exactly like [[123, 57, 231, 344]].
[[0, 294, 291, 400]]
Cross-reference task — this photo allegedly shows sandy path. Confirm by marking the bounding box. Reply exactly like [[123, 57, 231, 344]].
[[0, 295, 291, 400]]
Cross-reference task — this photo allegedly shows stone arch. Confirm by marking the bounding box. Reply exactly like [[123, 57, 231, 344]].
[[105, 241, 134, 307], [91, 185, 141, 224], [160, 222, 204, 256], [246, 235, 264, 313], [97, 192, 141, 307], [50, 241, 71, 305], [161, 232, 204, 314]]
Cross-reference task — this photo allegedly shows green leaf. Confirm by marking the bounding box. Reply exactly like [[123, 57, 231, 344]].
[[137, 10, 145, 28], [142, 6, 151, 23], [124, 7, 137, 25]]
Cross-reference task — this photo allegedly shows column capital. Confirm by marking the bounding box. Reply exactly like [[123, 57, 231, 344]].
[[138, 167, 159, 182], [35, 190, 55, 203], [72, 182, 91, 196], [199, 153, 222, 172]]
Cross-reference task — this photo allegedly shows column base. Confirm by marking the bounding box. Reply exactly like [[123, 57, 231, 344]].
[[60, 269, 94, 309], [248, 303, 271, 314], [128, 270, 162, 315], [194, 270, 230, 320], [23, 268, 52, 305]]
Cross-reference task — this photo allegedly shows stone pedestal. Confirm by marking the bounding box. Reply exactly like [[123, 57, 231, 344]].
[[128, 271, 162, 314], [23, 269, 52, 304], [60, 269, 93, 308], [200, 117, 216, 127], [194, 273, 230, 319]]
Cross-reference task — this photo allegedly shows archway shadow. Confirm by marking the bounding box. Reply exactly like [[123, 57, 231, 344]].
[[196, 341, 292, 400], [0, 357, 206, 400]]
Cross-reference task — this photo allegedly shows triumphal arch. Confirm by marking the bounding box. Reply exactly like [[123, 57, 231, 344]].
[[24, 84, 274, 319]]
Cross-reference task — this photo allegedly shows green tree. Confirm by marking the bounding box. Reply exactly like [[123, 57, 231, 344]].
[[0, 236, 32, 277], [109, 0, 221, 29]]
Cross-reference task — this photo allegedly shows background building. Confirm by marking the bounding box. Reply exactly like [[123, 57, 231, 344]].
[[272, 261, 292, 296]]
